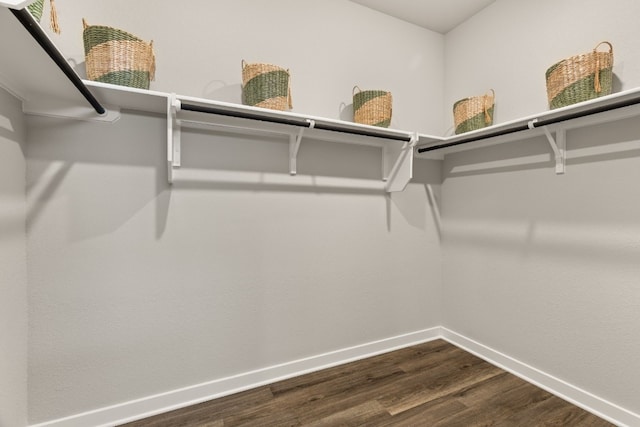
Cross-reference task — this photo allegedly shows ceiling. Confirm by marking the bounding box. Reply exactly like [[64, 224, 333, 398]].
[[349, 0, 496, 34]]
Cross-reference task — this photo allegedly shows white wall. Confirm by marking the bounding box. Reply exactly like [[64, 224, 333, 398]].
[[26, 114, 443, 425], [27, 1, 444, 423], [44, 0, 444, 134], [442, 0, 640, 418], [0, 87, 28, 426]]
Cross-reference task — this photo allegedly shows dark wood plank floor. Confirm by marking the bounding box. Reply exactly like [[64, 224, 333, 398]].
[[121, 340, 614, 426]]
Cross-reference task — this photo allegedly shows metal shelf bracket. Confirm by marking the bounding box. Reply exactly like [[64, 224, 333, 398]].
[[167, 93, 181, 184], [384, 132, 417, 192], [290, 119, 314, 175], [529, 119, 565, 175]]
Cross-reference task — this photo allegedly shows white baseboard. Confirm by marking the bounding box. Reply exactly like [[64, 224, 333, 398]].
[[30, 326, 640, 427], [29, 327, 441, 427], [441, 327, 640, 427]]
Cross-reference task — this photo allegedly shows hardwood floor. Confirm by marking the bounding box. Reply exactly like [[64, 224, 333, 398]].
[[120, 340, 614, 426]]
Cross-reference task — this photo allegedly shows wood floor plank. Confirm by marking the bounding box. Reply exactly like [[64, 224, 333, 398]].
[[429, 380, 554, 426], [122, 386, 274, 427], [119, 340, 615, 427], [379, 350, 503, 415], [303, 401, 391, 427], [496, 394, 614, 427]]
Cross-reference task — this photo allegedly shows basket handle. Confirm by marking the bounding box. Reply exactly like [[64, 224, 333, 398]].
[[82, 18, 89, 30], [353, 86, 361, 97], [48, 0, 60, 34], [594, 41, 613, 54], [483, 89, 495, 124], [593, 41, 613, 94], [241, 59, 247, 70], [287, 69, 293, 110], [149, 40, 156, 81]]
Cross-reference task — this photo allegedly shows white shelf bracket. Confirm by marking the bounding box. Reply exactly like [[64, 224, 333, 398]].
[[384, 132, 417, 192], [529, 119, 565, 175], [167, 93, 181, 184], [289, 119, 314, 176]]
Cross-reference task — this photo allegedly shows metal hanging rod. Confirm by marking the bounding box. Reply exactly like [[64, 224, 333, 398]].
[[179, 102, 413, 142], [417, 92, 640, 154], [10, 8, 106, 115]]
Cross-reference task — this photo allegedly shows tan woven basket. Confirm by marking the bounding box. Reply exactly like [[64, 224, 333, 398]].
[[27, 0, 60, 33], [453, 89, 495, 134], [545, 41, 614, 109], [353, 86, 392, 128], [83, 19, 156, 89], [242, 61, 292, 111]]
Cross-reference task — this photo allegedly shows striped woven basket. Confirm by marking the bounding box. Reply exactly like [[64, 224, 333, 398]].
[[242, 61, 292, 111], [82, 19, 156, 89], [353, 86, 392, 128], [27, 0, 44, 20], [27, 0, 60, 33], [453, 89, 495, 135], [545, 41, 614, 109]]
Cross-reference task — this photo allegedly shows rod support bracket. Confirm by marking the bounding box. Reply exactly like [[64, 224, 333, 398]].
[[289, 119, 314, 175], [541, 126, 565, 175], [167, 93, 182, 184], [528, 119, 565, 174], [383, 133, 415, 192]]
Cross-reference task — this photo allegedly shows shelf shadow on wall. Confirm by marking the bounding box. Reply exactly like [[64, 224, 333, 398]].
[[443, 134, 555, 178], [26, 110, 171, 241], [444, 219, 640, 268], [177, 128, 445, 234], [383, 158, 442, 234], [172, 127, 386, 193], [26, 111, 445, 241], [443, 115, 640, 178], [27, 161, 73, 234]]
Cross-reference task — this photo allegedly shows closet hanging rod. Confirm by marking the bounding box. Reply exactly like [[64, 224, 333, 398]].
[[417, 92, 640, 153], [10, 8, 106, 115], [179, 102, 413, 142]]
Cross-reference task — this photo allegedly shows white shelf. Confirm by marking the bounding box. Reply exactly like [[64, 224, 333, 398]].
[[416, 87, 640, 165], [165, 92, 424, 191], [83, 81, 444, 190], [0, 0, 31, 9], [0, 0, 425, 192], [83, 81, 426, 191], [0, 6, 87, 107], [83, 81, 169, 114], [6, 2, 640, 183]]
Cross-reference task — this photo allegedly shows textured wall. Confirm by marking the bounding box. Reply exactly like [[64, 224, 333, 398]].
[[442, 0, 640, 417], [27, 1, 444, 422], [0, 87, 27, 426]]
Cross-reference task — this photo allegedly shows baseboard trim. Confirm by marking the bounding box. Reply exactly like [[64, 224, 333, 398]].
[[30, 326, 640, 427], [441, 327, 640, 427], [29, 327, 441, 427]]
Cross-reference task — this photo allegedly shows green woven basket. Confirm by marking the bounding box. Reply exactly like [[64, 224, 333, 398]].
[[453, 90, 495, 135], [352, 86, 392, 128], [241, 60, 292, 111], [27, 0, 44, 21], [545, 41, 613, 110], [27, 0, 60, 33], [82, 19, 155, 89]]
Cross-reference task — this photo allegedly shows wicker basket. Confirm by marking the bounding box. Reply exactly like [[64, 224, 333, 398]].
[[453, 89, 495, 135], [27, 0, 44, 21], [545, 41, 613, 109], [353, 86, 392, 128], [27, 0, 60, 33], [82, 19, 155, 89], [242, 61, 292, 111]]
